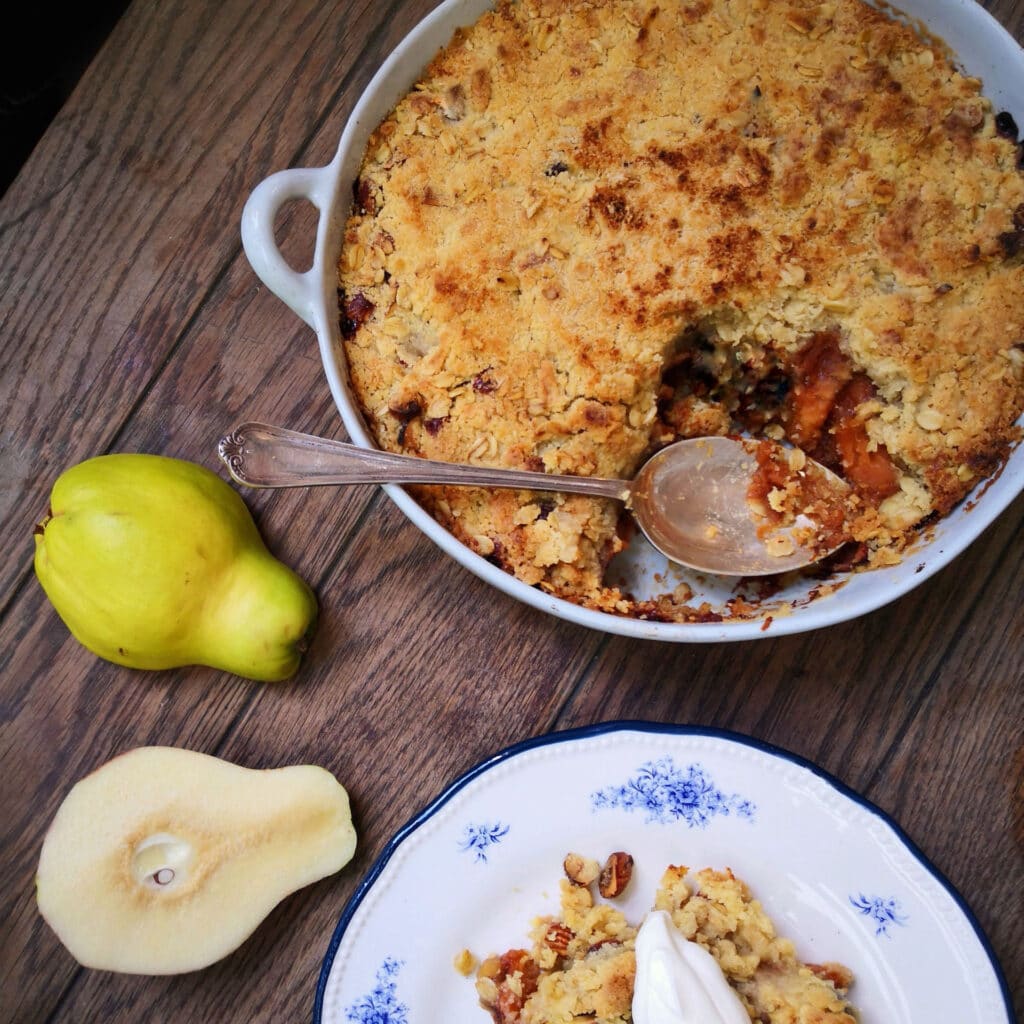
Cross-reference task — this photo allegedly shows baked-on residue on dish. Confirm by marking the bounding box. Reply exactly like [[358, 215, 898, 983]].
[[470, 855, 857, 1023], [338, 0, 1024, 620]]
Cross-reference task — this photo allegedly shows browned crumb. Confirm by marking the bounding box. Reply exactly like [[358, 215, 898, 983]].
[[341, 0, 1024, 620], [471, 856, 857, 1024]]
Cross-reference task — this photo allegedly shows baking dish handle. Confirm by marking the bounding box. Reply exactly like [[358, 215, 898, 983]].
[[241, 166, 333, 329]]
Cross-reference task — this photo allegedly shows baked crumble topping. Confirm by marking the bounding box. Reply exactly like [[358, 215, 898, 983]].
[[339, 0, 1024, 619], [471, 854, 857, 1024]]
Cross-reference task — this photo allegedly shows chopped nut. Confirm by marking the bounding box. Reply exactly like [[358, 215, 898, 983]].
[[543, 922, 574, 953], [598, 852, 634, 898], [563, 852, 600, 886]]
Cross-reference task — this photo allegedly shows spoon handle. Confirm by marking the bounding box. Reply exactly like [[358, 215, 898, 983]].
[[218, 422, 629, 500]]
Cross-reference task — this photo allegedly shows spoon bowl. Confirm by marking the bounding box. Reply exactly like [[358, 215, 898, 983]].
[[218, 424, 852, 576], [628, 437, 851, 575]]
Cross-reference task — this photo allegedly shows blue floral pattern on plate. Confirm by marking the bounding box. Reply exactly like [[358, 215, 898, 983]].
[[459, 821, 510, 862], [345, 958, 408, 1024], [850, 893, 908, 937], [317, 725, 1012, 1024], [592, 757, 756, 826]]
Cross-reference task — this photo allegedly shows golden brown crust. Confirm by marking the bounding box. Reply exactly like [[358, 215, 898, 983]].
[[474, 860, 857, 1023], [661, 867, 856, 1023], [339, 0, 1024, 615]]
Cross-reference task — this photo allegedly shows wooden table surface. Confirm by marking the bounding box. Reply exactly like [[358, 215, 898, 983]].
[[1, 0, 1022, 1020]]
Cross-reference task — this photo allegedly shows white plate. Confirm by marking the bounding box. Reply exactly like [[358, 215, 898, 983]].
[[313, 723, 1011, 1023]]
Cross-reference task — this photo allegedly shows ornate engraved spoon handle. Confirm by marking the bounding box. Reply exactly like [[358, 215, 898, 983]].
[[217, 422, 629, 500]]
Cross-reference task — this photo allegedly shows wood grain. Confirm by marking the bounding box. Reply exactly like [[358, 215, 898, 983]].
[[0, 0, 432, 612], [0, 0, 1022, 1021], [20, 499, 603, 1023]]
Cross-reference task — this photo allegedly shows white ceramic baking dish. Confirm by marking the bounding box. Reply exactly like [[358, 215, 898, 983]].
[[241, 0, 1024, 642]]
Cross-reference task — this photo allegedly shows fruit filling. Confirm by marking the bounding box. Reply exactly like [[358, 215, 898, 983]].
[[654, 326, 901, 508]]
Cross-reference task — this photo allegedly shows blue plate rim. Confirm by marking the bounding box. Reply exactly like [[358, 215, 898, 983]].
[[312, 720, 1013, 1023]]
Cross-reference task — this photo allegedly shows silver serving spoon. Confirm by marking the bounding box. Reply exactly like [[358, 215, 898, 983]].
[[217, 423, 851, 576]]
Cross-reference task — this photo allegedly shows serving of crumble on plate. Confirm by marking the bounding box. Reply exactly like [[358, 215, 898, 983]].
[[314, 724, 1012, 1023], [473, 855, 857, 1023]]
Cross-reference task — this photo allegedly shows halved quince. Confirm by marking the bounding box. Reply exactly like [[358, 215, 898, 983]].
[[36, 747, 357, 974]]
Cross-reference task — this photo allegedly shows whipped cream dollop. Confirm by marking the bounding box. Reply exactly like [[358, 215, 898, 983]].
[[632, 910, 749, 1024]]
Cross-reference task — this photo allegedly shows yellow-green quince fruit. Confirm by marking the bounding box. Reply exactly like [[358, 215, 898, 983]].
[[34, 454, 317, 681]]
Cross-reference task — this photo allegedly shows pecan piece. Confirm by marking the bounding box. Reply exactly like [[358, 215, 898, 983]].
[[543, 922, 574, 953], [598, 852, 634, 898], [563, 852, 600, 886]]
